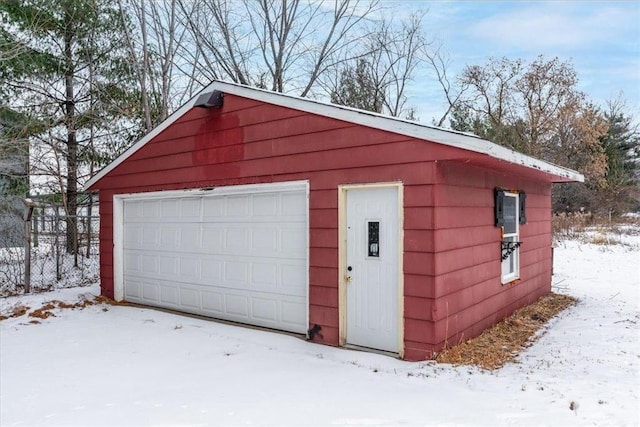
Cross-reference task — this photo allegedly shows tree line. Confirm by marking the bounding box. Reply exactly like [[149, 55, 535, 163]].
[[1, 0, 638, 254]]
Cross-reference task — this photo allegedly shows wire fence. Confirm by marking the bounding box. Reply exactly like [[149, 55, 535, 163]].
[[0, 211, 100, 296]]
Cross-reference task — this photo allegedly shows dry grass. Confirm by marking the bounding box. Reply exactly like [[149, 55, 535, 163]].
[[1, 295, 119, 321], [435, 293, 577, 370], [0, 304, 30, 321]]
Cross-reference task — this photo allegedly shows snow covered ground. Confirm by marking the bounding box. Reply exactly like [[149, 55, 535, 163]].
[[1, 232, 638, 426]]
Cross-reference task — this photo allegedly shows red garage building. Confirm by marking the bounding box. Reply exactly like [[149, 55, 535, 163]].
[[85, 80, 582, 361]]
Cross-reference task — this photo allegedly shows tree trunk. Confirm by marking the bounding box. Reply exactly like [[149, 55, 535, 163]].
[[64, 10, 78, 256]]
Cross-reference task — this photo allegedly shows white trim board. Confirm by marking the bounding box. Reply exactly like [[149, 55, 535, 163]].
[[85, 80, 583, 190]]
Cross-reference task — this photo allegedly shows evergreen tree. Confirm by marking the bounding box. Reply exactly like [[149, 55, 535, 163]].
[[599, 98, 640, 215], [330, 59, 385, 113], [0, 0, 139, 253]]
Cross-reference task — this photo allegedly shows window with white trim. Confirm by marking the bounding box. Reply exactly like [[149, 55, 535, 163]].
[[495, 189, 525, 284], [500, 191, 520, 283]]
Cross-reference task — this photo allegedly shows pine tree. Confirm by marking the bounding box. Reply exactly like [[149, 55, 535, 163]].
[[0, 0, 139, 254], [599, 98, 640, 215]]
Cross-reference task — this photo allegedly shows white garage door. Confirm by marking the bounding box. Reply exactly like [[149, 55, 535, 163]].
[[120, 181, 308, 334]]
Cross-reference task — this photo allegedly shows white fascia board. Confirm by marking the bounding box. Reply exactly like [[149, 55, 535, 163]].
[[486, 144, 585, 182], [85, 80, 583, 190]]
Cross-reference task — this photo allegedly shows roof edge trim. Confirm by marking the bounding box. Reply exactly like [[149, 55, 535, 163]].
[[84, 80, 584, 190]]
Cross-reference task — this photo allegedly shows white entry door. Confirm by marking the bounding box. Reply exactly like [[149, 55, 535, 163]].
[[345, 186, 400, 352]]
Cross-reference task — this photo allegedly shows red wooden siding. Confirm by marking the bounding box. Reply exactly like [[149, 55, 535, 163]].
[[420, 161, 553, 358], [94, 94, 479, 354], [93, 93, 556, 362]]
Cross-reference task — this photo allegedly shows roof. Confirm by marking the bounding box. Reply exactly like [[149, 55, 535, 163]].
[[84, 80, 583, 190]]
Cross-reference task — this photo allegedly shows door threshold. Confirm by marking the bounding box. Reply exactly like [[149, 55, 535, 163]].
[[343, 343, 400, 359]]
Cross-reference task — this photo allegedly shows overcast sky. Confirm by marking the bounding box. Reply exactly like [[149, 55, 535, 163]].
[[397, 1, 640, 125]]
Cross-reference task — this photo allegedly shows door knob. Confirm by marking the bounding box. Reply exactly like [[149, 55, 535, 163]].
[[345, 276, 352, 283]]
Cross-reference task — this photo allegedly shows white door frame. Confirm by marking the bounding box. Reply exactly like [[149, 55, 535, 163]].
[[112, 181, 310, 325], [337, 182, 404, 357]]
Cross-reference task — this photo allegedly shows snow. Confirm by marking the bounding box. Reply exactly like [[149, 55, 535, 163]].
[[1, 232, 639, 426]]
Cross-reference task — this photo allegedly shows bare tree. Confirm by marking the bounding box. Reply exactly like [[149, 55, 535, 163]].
[[451, 56, 587, 157], [325, 12, 430, 118], [118, 0, 188, 132], [178, 0, 379, 96], [424, 45, 469, 127], [446, 55, 619, 213], [458, 57, 523, 144], [515, 56, 580, 157]]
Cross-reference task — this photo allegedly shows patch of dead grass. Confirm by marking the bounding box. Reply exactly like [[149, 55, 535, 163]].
[[1, 295, 120, 322], [435, 293, 577, 370], [0, 304, 31, 321]]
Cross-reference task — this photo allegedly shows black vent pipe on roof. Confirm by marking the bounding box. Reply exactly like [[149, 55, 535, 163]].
[[194, 90, 224, 108]]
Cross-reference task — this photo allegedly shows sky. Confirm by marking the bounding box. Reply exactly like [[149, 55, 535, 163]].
[[395, 1, 640, 125]]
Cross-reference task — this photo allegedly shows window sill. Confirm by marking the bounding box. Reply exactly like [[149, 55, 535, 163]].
[[501, 277, 521, 286]]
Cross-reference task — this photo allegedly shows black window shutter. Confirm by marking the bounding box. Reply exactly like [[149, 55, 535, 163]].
[[519, 191, 527, 224], [494, 188, 505, 226]]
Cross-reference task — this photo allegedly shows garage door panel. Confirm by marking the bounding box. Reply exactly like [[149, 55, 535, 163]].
[[281, 264, 306, 295], [180, 198, 200, 218], [160, 226, 179, 247], [201, 225, 223, 248], [142, 200, 161, 218], [202, 197, 224, 217], [124, 252, 141, 274], [202, 291, 223, 312], [142, 282, 159, 301], [201, 259, 223, 281], [124, 225, 142, 245], [252, 194, 278, 216], [281, 300, 306, 325], [160, 199, 178, 217], [161, 285, 178, 305], [141, 254, 159, 274], [125, 278, 141, 299], [282, 192, 307, 215], [122, 183, 308, 334], [251, 227, 278, 251], [180, 288, 200, 308], [124, 200, 143, 218], [159, 255, 178, 275], [225, 228, 249, 252], [252, 298, 278, 321], [225, 294, 249, 316], [251, 263, 277, 287], [226, 195, 250, 216], [179, 257, 200, 279], [126, 255, 304, 295], [281, 227, 307, 254], [178, 225, 200, 250], [124, 275, 308, 333], [142, 227, 159, 246], [224, 260, 249, 283]]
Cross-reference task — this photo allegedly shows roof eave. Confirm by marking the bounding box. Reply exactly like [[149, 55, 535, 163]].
[[84, 80, 584, 190]]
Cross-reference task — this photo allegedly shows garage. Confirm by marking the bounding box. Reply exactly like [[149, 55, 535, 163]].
[[116, 181, 309, 334], [87, 80, 582, 360]]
